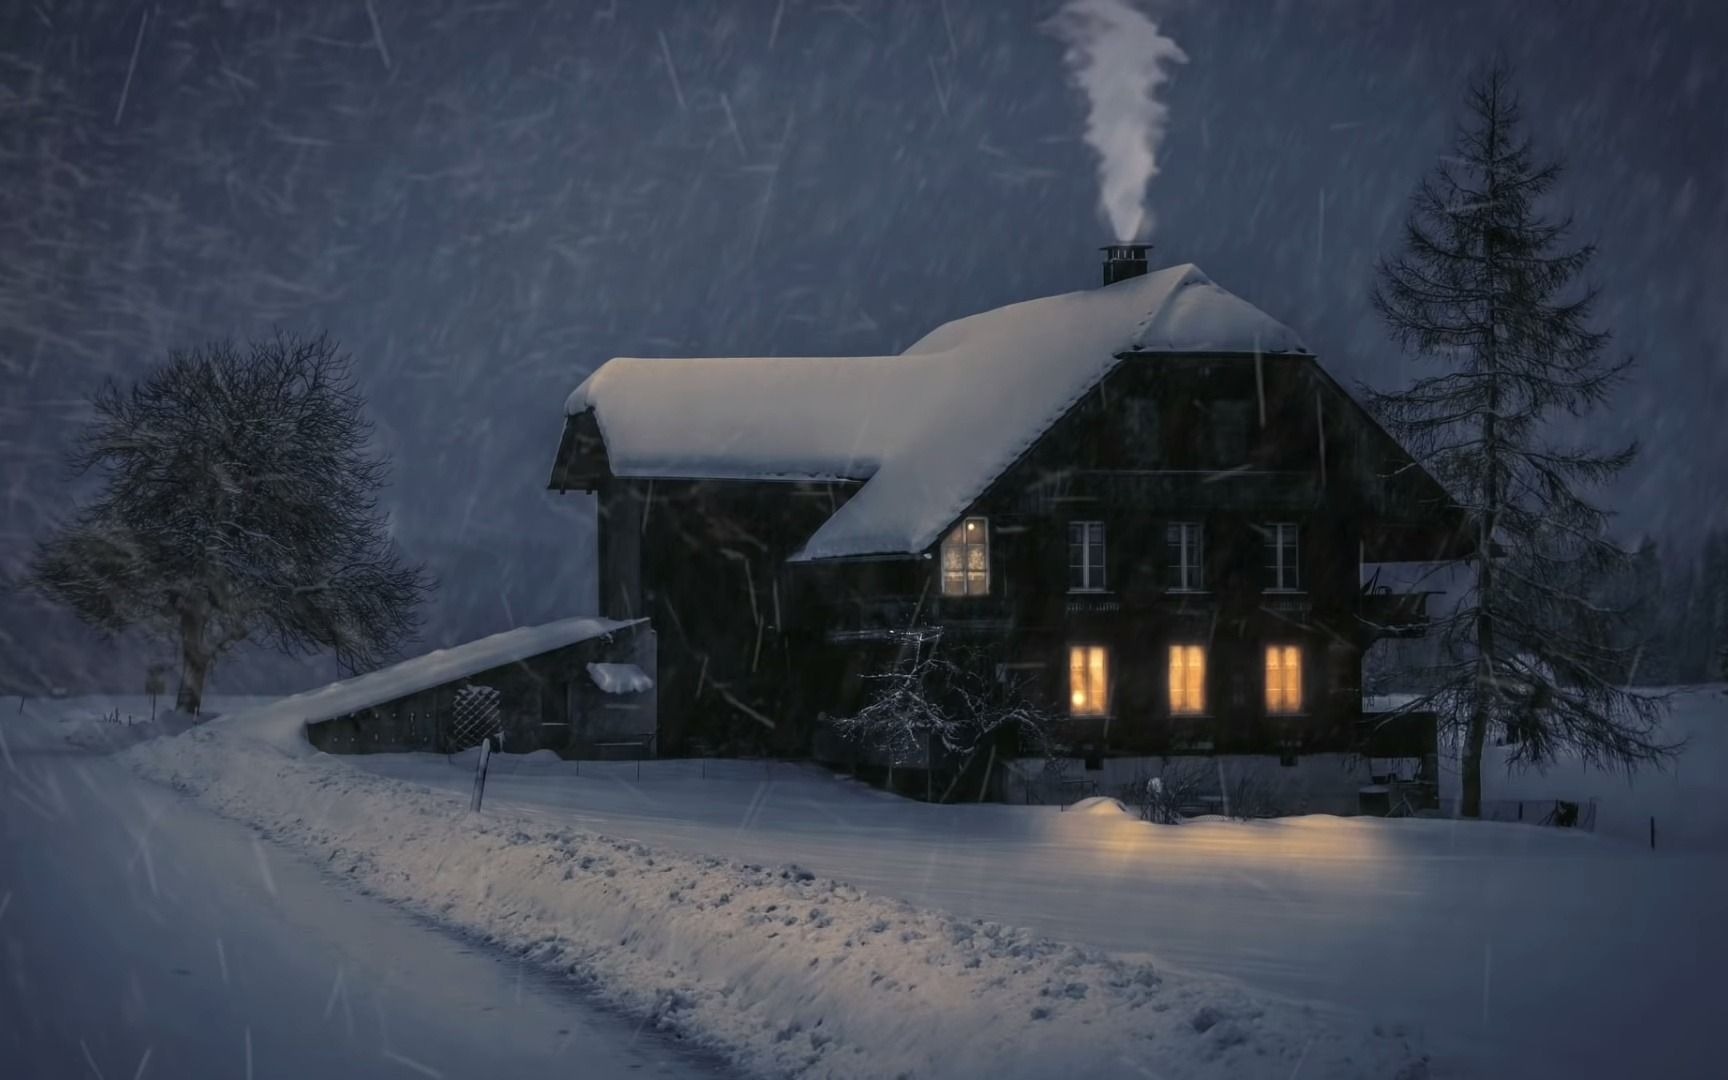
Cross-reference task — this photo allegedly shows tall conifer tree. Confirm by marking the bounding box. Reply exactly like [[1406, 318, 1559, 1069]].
[[1368, 63, 1670, 816]]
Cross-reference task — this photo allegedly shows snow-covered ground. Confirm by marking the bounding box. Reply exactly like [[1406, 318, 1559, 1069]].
[[345, 686, 1728, 1079], [17, 686, 1724, 1078], [44, 694, 280, 752], [1480, 686, 1728, 849], [14, 694, 1429, 1080], [0, 698, 717, 1080]]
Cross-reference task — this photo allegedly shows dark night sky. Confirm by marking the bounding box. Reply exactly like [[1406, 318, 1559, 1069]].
[[3, 0, 1724, 691]]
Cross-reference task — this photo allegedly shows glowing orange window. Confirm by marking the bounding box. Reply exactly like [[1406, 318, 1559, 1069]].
[[1169, 644, 1206, 715], [1265, 645, 1304, 714]]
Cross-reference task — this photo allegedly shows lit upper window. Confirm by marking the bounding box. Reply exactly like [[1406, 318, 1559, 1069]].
[[1169, 644, 1206, 715], [1265, 645, 1304, 714], [1166, 522, 1204, 592], [1264, 523, 1301, 592], [940, 516, 989, 597], [1068, 521, 1106, 592], [1069, 645, 1109, 717]]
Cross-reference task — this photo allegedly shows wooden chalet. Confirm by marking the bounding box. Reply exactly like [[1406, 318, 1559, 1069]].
[[548, 251, 1468, 774]]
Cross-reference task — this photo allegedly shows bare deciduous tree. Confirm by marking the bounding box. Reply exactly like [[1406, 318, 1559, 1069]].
[[30, 332, 432, 713], [831, 644, 1063, 801]]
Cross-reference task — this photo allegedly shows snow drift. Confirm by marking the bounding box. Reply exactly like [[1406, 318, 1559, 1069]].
[[124, 722, 1427, 1080]]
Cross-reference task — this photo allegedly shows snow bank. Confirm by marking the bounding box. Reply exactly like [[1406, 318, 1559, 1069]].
[[57, 707, 197, 753], [189, 617, 640, 756], [567, 265, 1307, 561], [1068, 795, 1135, 817], [125, 726, 1426, 1080], [41, 694, 279, 753]]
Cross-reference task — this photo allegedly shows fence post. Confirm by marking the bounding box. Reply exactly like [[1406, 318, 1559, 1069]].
[[1650, 816, 1656, 851], [470, 734, 495, 812]]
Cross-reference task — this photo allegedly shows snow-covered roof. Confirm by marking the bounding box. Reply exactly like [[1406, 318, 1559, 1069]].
[[209, 616, 643, 752], [566, 264, 1307, 561], [586, 661, 653, 694]]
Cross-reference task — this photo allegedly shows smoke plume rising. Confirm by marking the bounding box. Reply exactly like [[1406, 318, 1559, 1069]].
[[1045, 0, 1188, 242]]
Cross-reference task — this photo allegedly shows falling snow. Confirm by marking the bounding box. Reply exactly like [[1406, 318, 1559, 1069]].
[[2, 2, 1725, 1078]]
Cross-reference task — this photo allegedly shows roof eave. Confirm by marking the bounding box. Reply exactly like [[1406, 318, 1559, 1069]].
[[1114, 347, 1313, 360], [786, 549, 927, 565], [613, 471, 872, 485]]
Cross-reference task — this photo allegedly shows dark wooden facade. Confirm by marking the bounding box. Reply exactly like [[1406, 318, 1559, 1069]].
[[550, 351, 1465, 759]]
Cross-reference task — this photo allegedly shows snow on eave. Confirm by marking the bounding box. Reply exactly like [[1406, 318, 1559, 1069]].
[[788, 351, 1317, 564], [1116, 345, 1313, 358], [587, 661, 654, 694], [567, 265, 1310, 563], [566, 353, 903, 483], [207, 616, 646, 755], [607, 465, 873, 485]]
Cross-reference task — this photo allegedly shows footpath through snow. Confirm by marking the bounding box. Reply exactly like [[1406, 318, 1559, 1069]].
[[120, 712, 1432, 1080], [3, 702, 716, 1080]]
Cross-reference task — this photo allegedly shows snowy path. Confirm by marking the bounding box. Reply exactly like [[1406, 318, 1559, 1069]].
[[0, 711, 723, 1080], [356, 751, 1727, 1080]]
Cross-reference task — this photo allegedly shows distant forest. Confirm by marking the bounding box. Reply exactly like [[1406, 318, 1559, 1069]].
[[1606, 529, 1728, 686], [1372, 528, 1728, 694]]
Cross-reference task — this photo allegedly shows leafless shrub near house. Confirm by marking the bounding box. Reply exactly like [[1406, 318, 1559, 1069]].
[[1119, 758, 1213, 824], [1224, 767, 1288, 821], [830, 645, 1064, 801]]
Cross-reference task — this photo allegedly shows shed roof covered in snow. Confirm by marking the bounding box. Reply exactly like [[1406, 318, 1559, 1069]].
[[560, 264, 1307, 561], [213, 616, 644, 753]]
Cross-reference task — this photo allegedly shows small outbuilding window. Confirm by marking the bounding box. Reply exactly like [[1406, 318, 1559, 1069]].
[[941, 516, 990, 596], [449, 683, 504, 751]]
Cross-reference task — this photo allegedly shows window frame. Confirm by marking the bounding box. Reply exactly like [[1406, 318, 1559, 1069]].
[[1168, 643, 1208, 716], [1068, 644, 1111, 718], [1264, 522, 1302, 593], [940, 516, 991, 597], [1264, 643, 1305, 715], [1067, 520, 1108, 593], [1166, 521, 1206, 593]]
